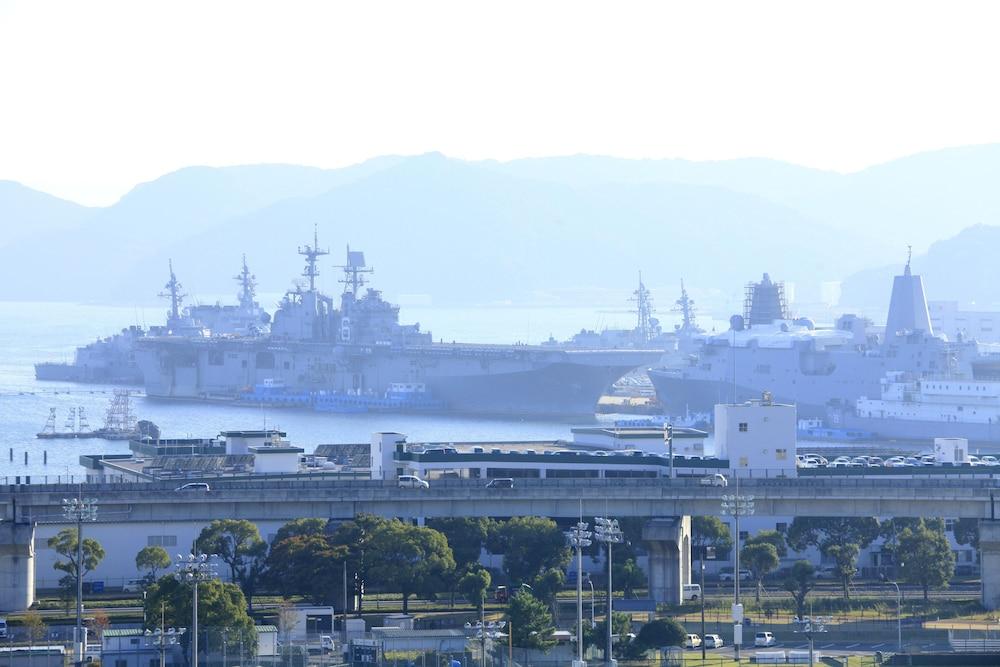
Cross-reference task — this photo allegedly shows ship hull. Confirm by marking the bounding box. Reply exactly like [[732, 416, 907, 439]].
[[34, 361, 143, 385], [647, 370, 831, 420], [135, 338, 658, 417], [840, 412, 1000, 444]]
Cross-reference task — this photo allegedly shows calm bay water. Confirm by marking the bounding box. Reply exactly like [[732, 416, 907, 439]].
[[0, 301, 677, 478]]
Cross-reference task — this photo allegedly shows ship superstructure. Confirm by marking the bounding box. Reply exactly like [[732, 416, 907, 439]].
[[647, 258, 981, 420], [34, 258, 270, 383], [135, 233, 659, 416]]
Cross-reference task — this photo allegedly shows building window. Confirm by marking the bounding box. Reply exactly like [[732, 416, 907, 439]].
[[116, 660, 128, 667], [739, 457, 748, 467], [775, 448, 788, 460], [776, 522, 787, 533], [739, 531, 749, 541], [945, 519, 955, 532], [738, 422, 748, 432], [148, 535, 178, 547]]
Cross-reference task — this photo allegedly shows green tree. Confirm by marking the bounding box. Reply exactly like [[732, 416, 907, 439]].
[[691, 516, 733, 556], [144, 575, 256, 663], [366, 520, 455, 613], [328, 514, 388, 614], [612, 558, 647, 597], [826, 543, 861, 599], [786, 517, 879, 599], [745, 530, 787, 558], [531, 567, 565, 609], [782, 560, 816, 619], [507, 591, 555, 650], [23, 610, 46, 643], [135, 546, 171, 583], [630, 617, 685, 656], [265, 533, 349, 605], [194, 519, 268, 609], [490, 517, 570, 585], [741, 542, 779, 602], [272, 518, 329, 545], [457, 567, 492, 615], [586, 611, 632, 658], [954, 518, 979, 550], [898, 525, 956, 600], [879, 518, 924, 562], [426, 517, 491, 607], [48, 528, 105, 613]]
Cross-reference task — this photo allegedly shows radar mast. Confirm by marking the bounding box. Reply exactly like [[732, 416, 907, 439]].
[[673, 280, 699, 333], [159, 259, 187, 324], [235, 254, 257, 309], [629, 272, 655, 342], [336, 245, 374, 298], [297, 225, 329, 292]]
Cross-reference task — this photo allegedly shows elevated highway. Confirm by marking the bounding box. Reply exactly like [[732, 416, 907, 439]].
[[2, 475, 1000, 612]]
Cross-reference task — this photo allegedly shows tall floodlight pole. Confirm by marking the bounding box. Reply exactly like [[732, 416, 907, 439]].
[[566, 520, 592, 667], [594, 517, 623, 667], [175, 554, 217, 667], [720, 478, 755, 662], [62, 495, 98, 667]]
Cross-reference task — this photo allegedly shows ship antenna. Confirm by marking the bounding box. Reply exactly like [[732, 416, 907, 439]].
[[629, 271, 654, 343], [159, 260, 187, 324], [673, 279, 698, 333], [234, 254, 257, 308], [336, 245, 374, 298], [297, 224, 329, 292]]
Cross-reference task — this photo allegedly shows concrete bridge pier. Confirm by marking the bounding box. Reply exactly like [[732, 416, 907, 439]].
[[0, 520, 35, 612], [981, 520, 1000, 610], [643, 516, 691, 605]]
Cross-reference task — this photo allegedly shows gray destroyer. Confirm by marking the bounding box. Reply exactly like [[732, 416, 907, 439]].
[[135, 234, 658, 417], [34, 257, 269, 384], [647, 259, 982, 421]]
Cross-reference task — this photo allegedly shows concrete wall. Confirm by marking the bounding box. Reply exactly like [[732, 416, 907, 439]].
[[0, 521, 34, 612], [715, 401, 797, 474]]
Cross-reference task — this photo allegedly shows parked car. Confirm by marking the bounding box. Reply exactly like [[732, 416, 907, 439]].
[[754, 632, 776, 647], [122, 579, 145, 593], [486, 478, 514, 489], [704, 634, 724, 649], [719, 569, 751, 582], [175, 482, 210, 492], [0, 617, 7, 639], [397, 475, 429, 489], [699, 473, 728, 487], [682, 583, 702, 601], [683, 634, 702, 649]]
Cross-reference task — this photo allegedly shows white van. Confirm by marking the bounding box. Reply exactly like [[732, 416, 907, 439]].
[[682, 583, 702, 601]]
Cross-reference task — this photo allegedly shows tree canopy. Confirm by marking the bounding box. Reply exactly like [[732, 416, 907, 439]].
[[631, 617, 685, 655], [782, 560, 816, 619], [265, 532, 349, 605], [898, 525, 956, 600], [786, 517, 878, 599], [366, 520, 455, 613], [508, 591, 556, 650], [691, 516, 733, 557], [489, 517, 570, 585], [194, 519, 267, 608], [458, 567, 492, 615], [426, 517, 492, 570], [741, 542, 779, 602], [144, 576, 256, 662], [135, 546, 171, 582], [745, 530, 787, 558]]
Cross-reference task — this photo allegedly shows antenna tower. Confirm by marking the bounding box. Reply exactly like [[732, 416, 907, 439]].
[[159, 260, 187, 323], [234, 254, 257, 309], [673, 280, 698, 332], [336, 245, 374, 298], [298, 225, 329, 292], [103, 389, 137, 434], [629, 272, 654, 342]]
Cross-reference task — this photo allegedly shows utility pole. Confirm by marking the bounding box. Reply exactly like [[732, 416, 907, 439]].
[[566, 517, 593, 667], [721, 477, 755, 661], [594, 517, 623, 667], [62, 494, 97, 667], [175, 554, 217, 667]]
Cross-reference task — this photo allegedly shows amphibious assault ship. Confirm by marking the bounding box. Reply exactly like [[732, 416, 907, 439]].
[[34, 257, 270, 384], [647, 257, 982, 420], [134, 233, 659, 417]]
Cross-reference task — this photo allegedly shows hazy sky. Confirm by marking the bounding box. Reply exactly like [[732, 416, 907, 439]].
[[2, 0, 1000, 206]]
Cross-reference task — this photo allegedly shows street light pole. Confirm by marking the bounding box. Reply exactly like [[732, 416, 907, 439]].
[[721, 477, 755, 662], [594, 517, 623, 667], [62, 494, 97, 667], [175, 554, 217, 667], [585, 578, 595, 629], [566, 519, 592, 667]]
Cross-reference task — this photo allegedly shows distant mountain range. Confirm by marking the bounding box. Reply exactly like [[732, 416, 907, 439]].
[[2, 145, 1000, 319]]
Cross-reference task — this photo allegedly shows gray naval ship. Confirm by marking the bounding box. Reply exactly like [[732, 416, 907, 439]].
[[647, 257, 982, 421], [34, 257, 270, 384], [134, 232, 660, 417]]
